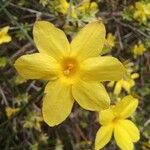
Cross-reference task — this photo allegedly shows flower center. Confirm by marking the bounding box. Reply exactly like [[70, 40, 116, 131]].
[[62, 58, 78, 77], [112, 117, 120, 124]]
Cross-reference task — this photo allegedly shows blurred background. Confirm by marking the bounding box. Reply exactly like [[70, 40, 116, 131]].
[[0, 0, 150, 149]]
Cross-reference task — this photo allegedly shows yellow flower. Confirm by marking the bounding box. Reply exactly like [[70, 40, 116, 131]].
[[0, 26, 12, 44], [105, 33, 116, 48], [5, 106, 20, 118], [14, 21, 125, 126], [77, 0, 98, 14], [108, 62, 139, 95], [57, 0, 77, 18], [132, 42, 146, 58], [95, 95, 140, 150], [57, 0, 69, 14], [133, 2, 150, 22], [57, 0, 98, 18], [101, 33, 116, 55]]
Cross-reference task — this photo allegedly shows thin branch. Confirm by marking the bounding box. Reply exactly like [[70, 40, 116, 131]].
[[9, 3, 54, 18], [10, 43, 32, 61], [0, 86, 8, 105], [113, 17, 150, 38]]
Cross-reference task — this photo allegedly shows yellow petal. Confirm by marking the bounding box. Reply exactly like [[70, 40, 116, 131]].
[[120, 120, 140, 142], [72, 80, 110, 111], [95, 124, 113, 150], [113, 95, 138, 119], [114, 80, 123, 95], [70, 21, 106, 61], [114, 123, 134, 150], [131, 73, 139, 79], [14, 53, 60, 80], [99, 107, 115, 125], [90, 2, 98, 11], [33, 21, 70, 61], [1, 35, 11, 43], [81, 56, 125, 81], [123, 79, 135, 93], [43, 80, 74, 126], [0, 26, 9, 34]]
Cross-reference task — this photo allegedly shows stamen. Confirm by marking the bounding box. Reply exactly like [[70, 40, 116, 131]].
[[62, 58, 77, 77], [64, 69, 70, 75], [67, 63, 74, 70], [63, 63, 74, 76]]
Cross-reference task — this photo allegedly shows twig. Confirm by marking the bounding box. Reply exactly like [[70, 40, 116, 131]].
[[144, 118, 150, 127], [10, 43, 32, 61], [116, 23, 124, 50], [26, 81, 41, 92], [113, 17, 150, 38], [9, 3, 54, 18], [141, 118, 150, 132], [75, 124, 88, 141], [0, 86, 8, 105]]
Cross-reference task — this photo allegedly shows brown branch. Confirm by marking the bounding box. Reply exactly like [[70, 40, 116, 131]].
[[113, 17, 150, 38]]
